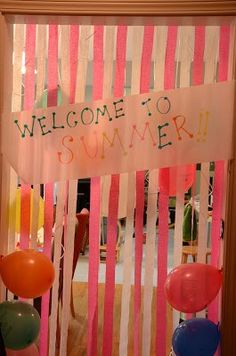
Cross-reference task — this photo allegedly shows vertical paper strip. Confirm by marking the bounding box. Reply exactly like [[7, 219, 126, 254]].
[[154, 27, 168, 92], [35, 25, 47, 102], [173, 26, 194, 330], [30, 185, 40, 249], [204, 27, 219, 85], [20, 24, 36, 250], [197, 163, 209, 264], [193, 26, 205, 86], [12, 24, 24, 111], [100, 26, 115, 237], [31, 25, 47, 250], [208, 26, 230, 325], [103, 26, 116, 98], [39, 24, 58, 356], [48, 183, 66, 356], [87, 25, 104, 356], [193, 27, 208, 308], [24, 24, 36, 111], [102, 25, 126, 356], [70, 25, 79, 104], [134, 26, 154, 356], [116, 27, 131, 223], [197, 26, 219, 320], [119, 26, 143, 356], [153, 25, 169, 348], [0, 18, 13, 302], [8, 24, 24, 268], [119, 172, 135, 356], [142, 169, 158, 356], [134, 170, 145, 356], [102, 175, 120, 356], [156, 26, 177, 356], [192, 25, 206, 263], [58, 24, 76, 356], [59, 180, 77, 356]]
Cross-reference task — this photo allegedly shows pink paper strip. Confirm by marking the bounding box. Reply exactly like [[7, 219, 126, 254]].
[[114, 26, 127, 98], [102, 175, 120, 356], [218, 26, 230, 82], [70, 25, 79, 104], [39, 24, 58, 356], [134, 26, 154, 356], [19, 184, 31, 250], [87, 25, 104, 356], [192, 26, 206, 320], [102, 26, 127, 356], [208, 26, 230, 325], [156, 169, 169, 355], [134, 170, 145, 356], [156, 26, 177, 356], [20, 24, 36, 250], [193, 26, 205, 86]]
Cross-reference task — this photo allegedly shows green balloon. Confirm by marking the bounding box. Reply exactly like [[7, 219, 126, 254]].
[[0, 301, 40, 350]]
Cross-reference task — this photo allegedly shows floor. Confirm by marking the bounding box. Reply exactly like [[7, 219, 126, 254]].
[[64, 282, 173, 356], [64, 229, 174, 355]]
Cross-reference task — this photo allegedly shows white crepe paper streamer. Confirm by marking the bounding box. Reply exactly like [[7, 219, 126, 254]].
[[49, 181, 67, 356], [142, 169, 158, 356], [119, 26, 143, 356]]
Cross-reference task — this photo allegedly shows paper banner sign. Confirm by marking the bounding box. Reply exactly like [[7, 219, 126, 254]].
[[1, 81, 234, 184]]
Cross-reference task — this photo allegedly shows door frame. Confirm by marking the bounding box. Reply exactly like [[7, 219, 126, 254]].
[[0, 2, 236, 355]]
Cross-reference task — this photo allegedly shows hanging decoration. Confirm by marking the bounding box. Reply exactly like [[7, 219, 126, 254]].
[[159, 164, 195, 196], [0, 250, 55, 298], [172, 318, 220, 356], [164, 263, 222, 313], [2, 81, 234, 184], [6, 344, 39, 356], [8, 188, 44, 234], [0, 301, 40, 350], [0, 21, 233, 356]]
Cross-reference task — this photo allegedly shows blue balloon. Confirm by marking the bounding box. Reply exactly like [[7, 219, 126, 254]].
[[172, 318, 220, 356]]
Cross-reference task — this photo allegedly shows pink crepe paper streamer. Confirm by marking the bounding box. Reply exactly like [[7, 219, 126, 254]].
[[134, 26, 154, 356], [113, 26, 127, 98], [39, 25, 58, 356], [102, 26, 127, 356], [20, 24, 36, 250], [208, 26, 230, 326], [156, 26, 177, 356], [87, 25, 104, 356], [102, 175, 120, 356], [193, 26, 205, 86], [182, 27, 204, 322], [70, 25, 79, 104]]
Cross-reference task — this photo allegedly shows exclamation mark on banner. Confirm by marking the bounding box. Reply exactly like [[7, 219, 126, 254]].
[[197, 111, 209, 142]]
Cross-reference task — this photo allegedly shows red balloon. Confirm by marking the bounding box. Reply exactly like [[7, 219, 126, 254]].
[[6, 344, 39, 356], [165, 263, 222, 313], [0, 249, 55, 298], [159, 164, 195, 196]]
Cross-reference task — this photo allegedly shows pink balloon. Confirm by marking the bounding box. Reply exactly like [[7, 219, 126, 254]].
[[6, 344, 39, 356], [165, 263, 222, 313], [159, 164, 195, 196]]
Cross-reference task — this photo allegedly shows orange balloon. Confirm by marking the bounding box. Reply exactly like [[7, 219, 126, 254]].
[[0, 249, 55, 298]]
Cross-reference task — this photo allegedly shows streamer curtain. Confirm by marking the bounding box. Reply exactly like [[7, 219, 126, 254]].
[[5, 23, 232, 356]]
